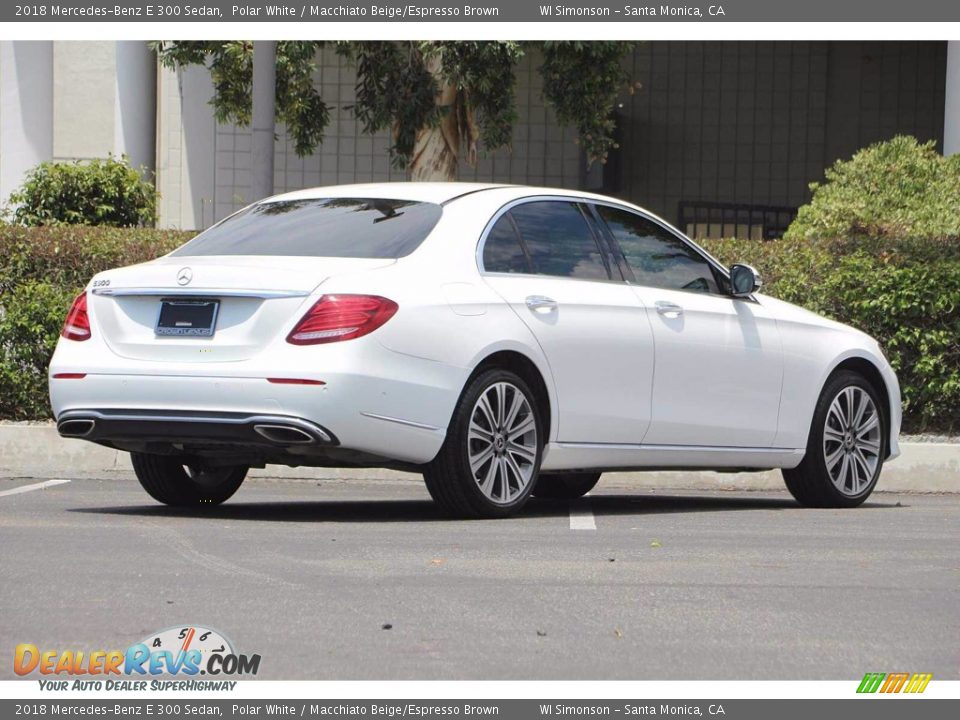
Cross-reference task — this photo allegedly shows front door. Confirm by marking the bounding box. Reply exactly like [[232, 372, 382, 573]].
[[593, 203, 783, 448]]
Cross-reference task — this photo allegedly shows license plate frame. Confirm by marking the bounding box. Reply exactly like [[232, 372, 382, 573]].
[[155, 298, 220, 337]]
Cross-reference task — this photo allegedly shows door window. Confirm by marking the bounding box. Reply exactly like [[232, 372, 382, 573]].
[[509, 202, 611, 281], [596, 205, 720, 294], [482, 215, 531, 274]]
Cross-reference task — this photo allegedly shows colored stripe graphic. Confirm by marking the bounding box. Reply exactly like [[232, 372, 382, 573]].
[[857, 673, 885, 693], [904, 674, 933, 693], [881, 672, 909, 693], [857, 672, 931, 694]]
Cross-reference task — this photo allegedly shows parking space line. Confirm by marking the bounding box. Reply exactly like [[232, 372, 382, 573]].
[[0, 479, 71, 498], [569, 496, 596, 530]]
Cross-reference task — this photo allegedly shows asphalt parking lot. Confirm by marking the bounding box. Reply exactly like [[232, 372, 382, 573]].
[[1, 470, 958, 680]]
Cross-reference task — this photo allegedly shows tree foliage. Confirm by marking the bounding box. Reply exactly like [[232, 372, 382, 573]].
[[540, 42, 638, 165], [153, 41, 329, 157], [152, 40, 636, 171]]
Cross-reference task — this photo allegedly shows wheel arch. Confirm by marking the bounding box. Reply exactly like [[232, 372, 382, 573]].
[[462, 349, 555, 442], [822, 354, 894, 457]]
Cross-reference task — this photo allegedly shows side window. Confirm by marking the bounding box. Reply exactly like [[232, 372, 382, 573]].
[[483, 215, 530, 274], [509, 201, 610, 281], [596, 205, 720, 294]]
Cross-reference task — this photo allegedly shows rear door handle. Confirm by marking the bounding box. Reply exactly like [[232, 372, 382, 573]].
[[525, 295, 558, 313], [655, 301, 684, 318]]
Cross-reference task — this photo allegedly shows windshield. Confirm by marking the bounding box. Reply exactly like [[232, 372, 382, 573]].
[[172, 198, 443, 258]]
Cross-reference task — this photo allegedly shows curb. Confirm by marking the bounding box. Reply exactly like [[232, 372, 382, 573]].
[[1, 424, 957, 493]]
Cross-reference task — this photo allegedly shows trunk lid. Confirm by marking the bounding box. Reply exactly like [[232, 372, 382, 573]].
[[89, 256, 395, 363]]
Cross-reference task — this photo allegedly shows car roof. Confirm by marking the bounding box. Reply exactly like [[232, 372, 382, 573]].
[[263, 182, 635, 207], [265, 182, 514, 205]]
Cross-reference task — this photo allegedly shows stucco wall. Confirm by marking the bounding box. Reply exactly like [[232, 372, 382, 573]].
[[0, 40, 155, 208], [0, 42, 53, 203]]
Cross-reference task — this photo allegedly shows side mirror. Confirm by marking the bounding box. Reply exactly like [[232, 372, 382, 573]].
[[729, 264, 762, 297]]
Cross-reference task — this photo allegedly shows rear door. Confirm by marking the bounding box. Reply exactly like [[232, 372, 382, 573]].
[[593, 203, 783, 448], [479, 199, 655, 444]]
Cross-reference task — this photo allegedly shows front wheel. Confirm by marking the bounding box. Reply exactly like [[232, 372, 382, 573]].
[[131, 453, 248, 506], [423, 369, 543, 518], [783, 370, 886, 508], [532, 472, 601, 500]]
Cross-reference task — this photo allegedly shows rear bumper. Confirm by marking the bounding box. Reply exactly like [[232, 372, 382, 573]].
[[49, 365, 462, 466], [57, 408, 337, 448]]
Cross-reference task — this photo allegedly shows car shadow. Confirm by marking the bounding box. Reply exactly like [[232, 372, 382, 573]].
[[67, 493, 902, 524]]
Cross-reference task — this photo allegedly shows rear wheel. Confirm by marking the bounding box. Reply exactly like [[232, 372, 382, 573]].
[[783, 370, 886, 508], [131, 453, 248, 506], [423, 369, 543, 518], [532, 472, 600, 500]]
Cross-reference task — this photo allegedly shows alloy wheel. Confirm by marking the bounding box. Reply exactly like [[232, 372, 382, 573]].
[[822, 386, 882, 496], [467, 381, 538, 505]]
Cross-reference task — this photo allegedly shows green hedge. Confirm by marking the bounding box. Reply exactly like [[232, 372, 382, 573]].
[[702, 235, 960, 432], [0, 225, 957, 432], [0, 226, 191, 419]]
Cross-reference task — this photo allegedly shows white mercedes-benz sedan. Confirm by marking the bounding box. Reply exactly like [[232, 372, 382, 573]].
[[49, 183, 901, 517]]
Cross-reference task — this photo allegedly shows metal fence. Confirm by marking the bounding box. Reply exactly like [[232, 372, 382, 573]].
[[678, 201, 799, 240]]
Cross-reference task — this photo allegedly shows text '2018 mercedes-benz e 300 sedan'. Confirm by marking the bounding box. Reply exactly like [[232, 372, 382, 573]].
[[49, 183, 901, 517]]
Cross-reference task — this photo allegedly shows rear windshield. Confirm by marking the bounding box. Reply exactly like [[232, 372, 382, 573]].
[[171, 198, 442, 258]]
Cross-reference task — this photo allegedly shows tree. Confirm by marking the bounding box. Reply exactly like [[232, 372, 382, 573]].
[[152, 41, 637, 185]]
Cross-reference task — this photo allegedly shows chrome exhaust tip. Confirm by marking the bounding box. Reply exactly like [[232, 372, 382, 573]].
[[58, 418, 95, 438], [253, 424, 317, 445]]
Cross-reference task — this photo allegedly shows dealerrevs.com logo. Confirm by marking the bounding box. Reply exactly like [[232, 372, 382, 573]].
[[14, 625, 260, 689]]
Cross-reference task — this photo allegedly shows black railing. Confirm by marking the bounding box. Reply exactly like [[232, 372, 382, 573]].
[[678, 201, 798, 240]]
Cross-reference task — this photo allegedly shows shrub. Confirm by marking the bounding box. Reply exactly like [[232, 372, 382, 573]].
[[0, 282, 77, 419], [703, 236, 960, 432], [6, 156, 159, 228], [784, 136, 960, 242], [0, 225, 191, 419], [0, 224, 191, 295]]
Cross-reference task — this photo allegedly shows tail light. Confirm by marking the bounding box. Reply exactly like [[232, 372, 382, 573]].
[[286, 294, 398, 345], [61, 292, 91, 341]]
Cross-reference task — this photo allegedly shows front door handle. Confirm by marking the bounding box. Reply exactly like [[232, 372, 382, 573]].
[[525, 295, 558, 313], [655, 300, 684, 318]]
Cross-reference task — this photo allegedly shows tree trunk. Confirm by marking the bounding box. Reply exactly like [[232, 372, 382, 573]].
[[251, 41, 277, 201], [409, 54, 467, 182]]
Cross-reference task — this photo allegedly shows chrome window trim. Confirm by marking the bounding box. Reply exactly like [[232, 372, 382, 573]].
[[476, 194, 732, 289]]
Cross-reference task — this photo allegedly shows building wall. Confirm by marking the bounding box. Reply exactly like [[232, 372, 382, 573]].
[[0, 42, 53, 203], [613, 41, 947, 235], [158, 45, 583, 230], [945, 41, 960, 156], [0, 41, 156, 207]]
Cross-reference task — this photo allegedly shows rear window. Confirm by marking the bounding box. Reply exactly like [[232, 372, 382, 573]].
[[172, 198, 442, 258]]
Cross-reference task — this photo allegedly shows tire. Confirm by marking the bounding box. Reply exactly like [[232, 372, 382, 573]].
[[423, 368, 544, 518], [532, 472, 600, 500], [783, 370, 887, 508], [131, 452, 248, 506]]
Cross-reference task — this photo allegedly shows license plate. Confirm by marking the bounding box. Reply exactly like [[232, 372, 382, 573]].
[[155, 299, 220, 337]]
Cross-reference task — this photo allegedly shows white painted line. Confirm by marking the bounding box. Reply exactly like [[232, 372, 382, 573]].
[[569, 496, 596, 530], [0, 479, 71, 498]]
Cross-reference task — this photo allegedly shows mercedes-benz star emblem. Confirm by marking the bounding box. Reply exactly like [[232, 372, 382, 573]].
[[177, 267, 193, 286]]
